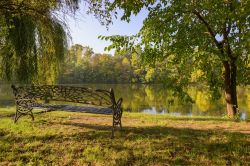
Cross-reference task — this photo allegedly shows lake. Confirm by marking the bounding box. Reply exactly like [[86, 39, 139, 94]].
[[0, 84, 249, 119]]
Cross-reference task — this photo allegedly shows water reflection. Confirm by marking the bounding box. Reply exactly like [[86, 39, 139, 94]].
[[0, 84, 249, 119]]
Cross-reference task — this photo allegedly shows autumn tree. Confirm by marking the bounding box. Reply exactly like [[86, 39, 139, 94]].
[[96, 0, 250, 117]]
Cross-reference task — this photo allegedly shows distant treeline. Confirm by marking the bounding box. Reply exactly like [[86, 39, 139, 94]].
[[0, 44, 212, 86], [58, 44, 169, 84]]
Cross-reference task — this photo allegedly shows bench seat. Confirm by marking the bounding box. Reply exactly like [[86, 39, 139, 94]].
[[34, 104, 113, 114]]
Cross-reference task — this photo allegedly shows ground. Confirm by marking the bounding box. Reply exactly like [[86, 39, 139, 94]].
[[0, 108, 249, 165]]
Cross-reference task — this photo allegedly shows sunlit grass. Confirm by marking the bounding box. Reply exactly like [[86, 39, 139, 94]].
[[0, 107, 249, 165]]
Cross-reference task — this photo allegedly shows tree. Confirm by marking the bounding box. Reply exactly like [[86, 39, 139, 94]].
[[0, 0, 111, 83], [0, 0, 76, 82], [97, 0, 250, 117]]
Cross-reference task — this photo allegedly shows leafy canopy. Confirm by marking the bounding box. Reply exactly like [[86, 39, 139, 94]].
[[0, 0, 112, 83], [0, 0, 79, 82], [99, 0, 250, 91]]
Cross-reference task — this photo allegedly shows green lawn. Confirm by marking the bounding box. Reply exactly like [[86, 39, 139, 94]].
[[0, 108, 249, 165]]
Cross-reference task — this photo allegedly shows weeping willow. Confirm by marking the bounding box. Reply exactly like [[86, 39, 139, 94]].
[[0, 0, 80, 83]]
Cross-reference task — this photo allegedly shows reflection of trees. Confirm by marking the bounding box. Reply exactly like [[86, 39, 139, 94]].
[[188, 88, 226, 116], [247, 92, 250, 116], [238, 87, 250, 115], [0, 83, 248, 117], [113, 84, 190, 114], [0, 85, 13, 100], [114, 85, 248, 116], [145, 86, 154, 101], [0, 85, 15, 107], [195, 91, 210, 112]]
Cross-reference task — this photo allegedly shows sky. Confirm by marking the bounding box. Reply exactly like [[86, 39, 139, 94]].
[[67, 8, 147, 55]]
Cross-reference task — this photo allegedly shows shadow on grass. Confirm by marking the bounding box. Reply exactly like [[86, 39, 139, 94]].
[[0, 109, 56, 120], [166, 117, 250, 122], [166, 117, 230, 122], [6, 120, 249, 143], [1, 120, 249, 165], [0, 114, 14, 118], [50, 120, 250, 135]]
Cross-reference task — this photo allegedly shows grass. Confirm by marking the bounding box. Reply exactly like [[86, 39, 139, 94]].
[[0, 107, 249, 165]]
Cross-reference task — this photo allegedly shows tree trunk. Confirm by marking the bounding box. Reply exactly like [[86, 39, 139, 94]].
[[223, 60, 238, 118]]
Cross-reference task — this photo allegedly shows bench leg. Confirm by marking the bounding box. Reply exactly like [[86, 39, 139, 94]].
[[111, 127, 114, 139], [111, 118, 122, 138], [28, 111, 35, 121], [14, 111, 22, 123], [14, 106, 34, 123], [120, 121, 122, 131], [111, 120, 115, 138]]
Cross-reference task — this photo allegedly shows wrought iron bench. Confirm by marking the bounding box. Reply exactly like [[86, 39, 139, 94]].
[[11, 85, 123, 137]]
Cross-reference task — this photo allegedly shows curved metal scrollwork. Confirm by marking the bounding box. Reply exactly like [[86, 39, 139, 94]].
[[11, 85, 123, 137], [13, 99, 36, 122], [109, 88, 123, 137], [113, 98, 123, 127]]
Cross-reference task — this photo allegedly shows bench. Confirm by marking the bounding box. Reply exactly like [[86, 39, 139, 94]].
[[11, 85, 123, 137]]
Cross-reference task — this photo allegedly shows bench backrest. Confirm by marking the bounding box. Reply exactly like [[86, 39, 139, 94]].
[[11, 85, 116, 107]]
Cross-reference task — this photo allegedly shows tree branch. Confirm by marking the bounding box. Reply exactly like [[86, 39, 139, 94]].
[[223, 19, 235, 60], [193, 10, 224, 56]]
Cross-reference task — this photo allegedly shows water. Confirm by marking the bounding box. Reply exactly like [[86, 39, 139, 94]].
[[0, 84, 249, 119]]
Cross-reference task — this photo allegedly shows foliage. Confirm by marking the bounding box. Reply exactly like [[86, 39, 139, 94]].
[[101, 0, 250, 85], [0, 0, 112, 83], [96, 0, 250, 116], [58, 44, 172, 84], [0, 0, 77, 82]]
